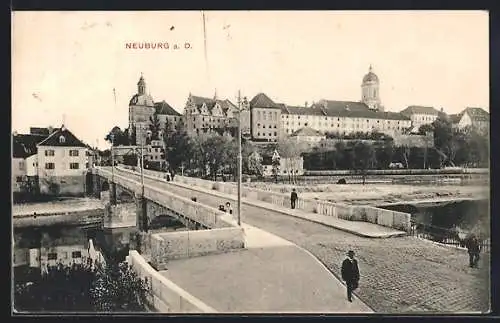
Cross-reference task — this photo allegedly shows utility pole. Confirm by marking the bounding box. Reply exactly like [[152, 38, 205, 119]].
[[236, 92, 249, 226], [237, 91, 242, 226]]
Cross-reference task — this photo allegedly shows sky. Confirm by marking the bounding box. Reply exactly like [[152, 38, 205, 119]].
[[12, 11, 489, 149]]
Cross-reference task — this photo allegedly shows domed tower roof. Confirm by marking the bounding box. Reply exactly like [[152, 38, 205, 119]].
[[362, 65, 379, 83], [129, 73, 154, 106]]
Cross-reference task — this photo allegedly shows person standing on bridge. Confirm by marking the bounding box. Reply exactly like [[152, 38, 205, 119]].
[[290, 188, 298, 209], [341, 250, 360, 302], [225, 202, 233, 215], [465, 234, 481, 268]]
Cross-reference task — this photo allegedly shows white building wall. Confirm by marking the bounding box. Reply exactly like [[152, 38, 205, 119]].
[[26, 154, 38, 177], [37, 146, 87, 177]]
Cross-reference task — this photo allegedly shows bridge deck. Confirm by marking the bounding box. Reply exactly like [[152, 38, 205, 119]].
[[107, 167, 490, 313]]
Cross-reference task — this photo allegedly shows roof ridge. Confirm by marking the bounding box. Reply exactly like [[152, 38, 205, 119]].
[[37, 127, 60, 146]]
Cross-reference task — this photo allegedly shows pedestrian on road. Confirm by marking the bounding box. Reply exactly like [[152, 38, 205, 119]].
[[341, 250, 360, 302], [290, 188, 298, 209], [225, 202, 233, 215], [465, 234, 481, 268]]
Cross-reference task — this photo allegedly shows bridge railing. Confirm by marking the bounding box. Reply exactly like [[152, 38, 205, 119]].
[[113, 166, 411, 232], [96, 168, 236, 230]]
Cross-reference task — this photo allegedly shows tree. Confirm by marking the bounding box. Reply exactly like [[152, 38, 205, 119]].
[[432, 114, 455, 167], [105, 127, 124, 147], [14, 261, 150, 312], [130, 125, 137, 146], [247, 151, 264, 177], [149, 114, 161, 141], [271, 149, 281, 183], [123, 152, 138, 166], [376, 140, 394, 169], [190, 133, 236, 181], [418, 124, 434, 136], [278, 136, 302, 184], [163, 119, 193, 175], [352, 141, 376, 185]]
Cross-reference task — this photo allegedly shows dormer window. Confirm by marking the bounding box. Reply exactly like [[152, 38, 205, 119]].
[[59, 136, 65, 143]]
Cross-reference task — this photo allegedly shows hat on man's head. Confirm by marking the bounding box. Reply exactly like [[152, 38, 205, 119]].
[[347, 250, 355, 256]]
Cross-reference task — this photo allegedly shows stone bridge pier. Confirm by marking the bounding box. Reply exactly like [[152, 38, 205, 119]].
[[89, 171, 207, 234]]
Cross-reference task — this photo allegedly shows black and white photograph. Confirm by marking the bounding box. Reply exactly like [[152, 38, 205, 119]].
[[11, 10, 490, 314]]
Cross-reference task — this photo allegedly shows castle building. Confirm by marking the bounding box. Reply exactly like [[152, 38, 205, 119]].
[[128, 74, 181, 146], [183, 93, 244, 136], [249, 93, 281, 142], [274, 66, 411, 137], [400, 105, 440, 133]]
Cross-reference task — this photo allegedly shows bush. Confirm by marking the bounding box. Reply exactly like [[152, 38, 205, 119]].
[[14, 261, 151, 312]]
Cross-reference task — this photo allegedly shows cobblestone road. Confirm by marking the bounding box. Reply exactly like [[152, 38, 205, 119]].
[[118, 169, 491, 313]]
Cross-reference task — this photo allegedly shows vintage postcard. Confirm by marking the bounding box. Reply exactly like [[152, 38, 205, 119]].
[[11, 10, 490, 314]]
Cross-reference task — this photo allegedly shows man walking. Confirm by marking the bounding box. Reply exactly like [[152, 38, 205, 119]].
[[465, 234, 481, 268], [341, 250, 360, 302], [290, 188, 298, 209]]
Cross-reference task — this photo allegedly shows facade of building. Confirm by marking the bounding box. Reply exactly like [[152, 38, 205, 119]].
[[400, 105, 440, 133], [128, 74, 181, 146], [36, 125, 88, 196], [12, 129, 51, 193], [183, 93, 242, 136], [272, 66, 411, 137], [261, 156, 305, 177], [290, 127, 326, 148], [449, 107, 489, 134], [249, 93, 282, 142]]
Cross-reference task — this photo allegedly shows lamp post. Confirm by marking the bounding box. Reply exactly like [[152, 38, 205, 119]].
[[237, 91, 249, 226], [110, 133, 116, 205]]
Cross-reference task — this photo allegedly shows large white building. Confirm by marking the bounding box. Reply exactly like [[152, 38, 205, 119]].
[[276, 66, 412, 137], [36, 125, 88, 196], [400, 105, 440, 133]]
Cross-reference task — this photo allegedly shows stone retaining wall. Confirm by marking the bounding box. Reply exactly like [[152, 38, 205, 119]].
[[150, 227, 245, 270], [127, 250, 217, 313], [172, 173, 411, 232]]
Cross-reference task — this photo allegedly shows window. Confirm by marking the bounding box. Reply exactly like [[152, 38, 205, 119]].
[[70, 163, 79, 169], [45, 150, 55, 156], [45, 163, 55, 170], [47, 253, 58, 260], [19, 161, 24, 170], [274, 125, 277, 128], [59, 135, 65, 143], [268, 125, 272, 129], [69, 150, 79, 157], [16, 176, 23, 183], [72, 251, 82, 258], [274, 132, 277, 136], [268, 133, 272, 136], [257, 132, 261, 136], [263, 113, 267, 120]]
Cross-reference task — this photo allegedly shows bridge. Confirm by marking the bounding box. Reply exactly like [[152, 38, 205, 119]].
[[89, 166, 489, 314]]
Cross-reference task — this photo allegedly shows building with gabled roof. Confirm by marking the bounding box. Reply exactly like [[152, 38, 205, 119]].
[[451, 107, 489, 135], [183, 93, 245, 136], [250, 93, 281, 142], [36, 125, 88, 196], [400, 105, 440, 133]]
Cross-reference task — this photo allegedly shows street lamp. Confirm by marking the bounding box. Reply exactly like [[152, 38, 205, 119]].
[[236, 91, 249, 226]]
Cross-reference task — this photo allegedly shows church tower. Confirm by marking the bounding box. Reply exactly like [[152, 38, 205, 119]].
[[361, 65, 382, 111], [128, 73, 155, 146]]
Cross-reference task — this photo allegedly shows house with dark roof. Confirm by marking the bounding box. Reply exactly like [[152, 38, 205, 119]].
[[451, 107, 489, 135], [154, 100, 182, 134], [400, 105, 440, 133], [183, 93, 243, 136], [12, 131, 50, 193], [249, 93, 281, 142], [35, 125, 88, 196]]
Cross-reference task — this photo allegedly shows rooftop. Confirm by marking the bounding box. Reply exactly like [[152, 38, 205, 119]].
[[400, 106, 440, 116], [154, 100, 181, 116], [37, 125, 87, 148]]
